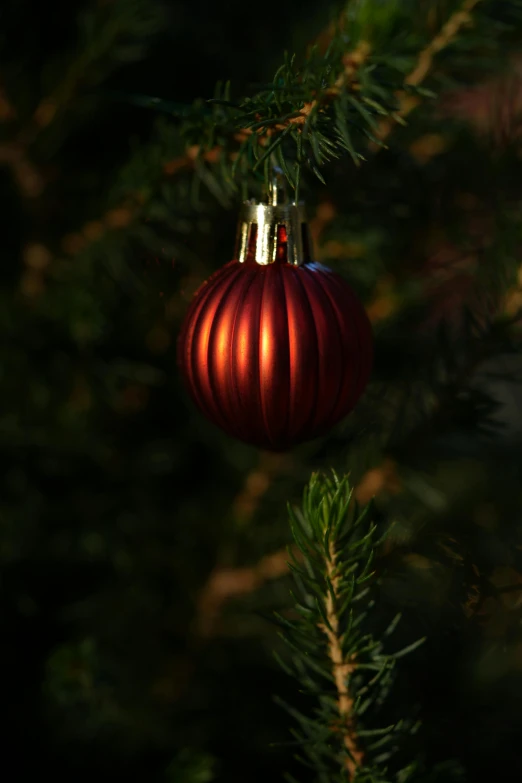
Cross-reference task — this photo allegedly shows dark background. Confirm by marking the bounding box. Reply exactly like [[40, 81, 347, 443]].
[[2, 1, 522, 781]]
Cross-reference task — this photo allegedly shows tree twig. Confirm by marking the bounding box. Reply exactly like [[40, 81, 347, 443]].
[[319, 539, 364, 778], [195, 458, 401, 639], [195, 546, 295, 639], [0, 141, 45, 198], [371, 0, 482, 148], [55, 0, 482, 256]]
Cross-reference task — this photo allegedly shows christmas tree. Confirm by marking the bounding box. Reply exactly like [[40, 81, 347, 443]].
[[2, 0, 522, 781]]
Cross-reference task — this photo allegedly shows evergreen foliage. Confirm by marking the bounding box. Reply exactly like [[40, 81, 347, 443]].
[[1, 1, 522, 782], [114, 0, 522, 196], [278, 472, 465, 781], [278, 473, 419, 782]]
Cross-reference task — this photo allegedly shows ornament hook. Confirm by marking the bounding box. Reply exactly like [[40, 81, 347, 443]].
[[266, 166, 287, 206], [236, 168, 311, 266]]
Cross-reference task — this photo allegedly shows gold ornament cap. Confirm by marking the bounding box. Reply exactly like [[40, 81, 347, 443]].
[[235, 175, 311, 266]]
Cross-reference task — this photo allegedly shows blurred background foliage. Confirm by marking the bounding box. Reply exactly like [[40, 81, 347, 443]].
[[2, 0, 522, 781]]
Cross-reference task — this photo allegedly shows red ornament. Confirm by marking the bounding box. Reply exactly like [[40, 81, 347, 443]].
[[177, 194, 373, 451]]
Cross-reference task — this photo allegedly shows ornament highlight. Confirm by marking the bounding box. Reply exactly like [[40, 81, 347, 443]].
[[177, 184, 373, 451]]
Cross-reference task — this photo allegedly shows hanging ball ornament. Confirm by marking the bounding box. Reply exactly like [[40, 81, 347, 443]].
[[177, 180, 373, 451]]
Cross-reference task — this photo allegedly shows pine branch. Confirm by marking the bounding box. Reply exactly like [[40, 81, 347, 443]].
[[248, 39, 372, 136], [194, 546, 295, 640], [371, 0, 483, 148], [0, 140, 45, 198], [193, 460, 401, 642], [41, 0, 520, 254], [122, 0, 522, 193], [0, 0, 163, 202], [276, 471, 424, 782], [408, 0, 482, 86], [22, 136, 221, 284], [24, 0, 163, 141]]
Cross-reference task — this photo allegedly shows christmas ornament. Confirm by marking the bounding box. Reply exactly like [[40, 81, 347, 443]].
[[177, 180, 373, 451]]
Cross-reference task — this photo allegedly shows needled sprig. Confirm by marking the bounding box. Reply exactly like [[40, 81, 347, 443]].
[[274, 472, 425, 783], [105, 0, 522, 199]]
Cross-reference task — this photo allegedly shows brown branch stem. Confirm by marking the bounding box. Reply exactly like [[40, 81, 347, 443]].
[[0, 142, 46, 199], [319, 540, 364, 778]]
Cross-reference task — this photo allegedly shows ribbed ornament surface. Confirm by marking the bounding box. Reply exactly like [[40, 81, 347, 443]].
[[177, 260, 373, 451]]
